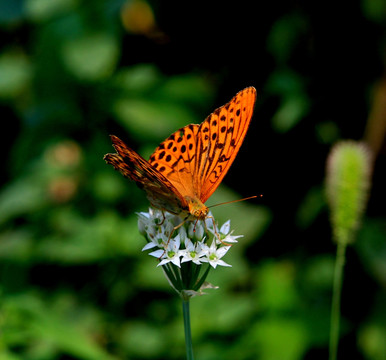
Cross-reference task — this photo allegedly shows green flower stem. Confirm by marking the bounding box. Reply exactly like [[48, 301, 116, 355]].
[[182, 299, 194, 360], [329, 239, 347, 360], [195, 264, 211, 290]]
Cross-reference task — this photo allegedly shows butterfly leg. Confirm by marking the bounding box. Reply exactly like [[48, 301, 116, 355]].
[[169, 218, 188, 241], [158, 211, 166, 226]]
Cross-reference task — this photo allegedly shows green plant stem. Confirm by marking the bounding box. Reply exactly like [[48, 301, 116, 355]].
[[329, 240, 347, 360], [182, 299, 194, 360]]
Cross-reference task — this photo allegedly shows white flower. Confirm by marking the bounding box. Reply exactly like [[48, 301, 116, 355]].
[[219, 219, 243, 244], [181, 239, 206, 265], [208, 219, 243, 244], [142, 229, 166, 251], [136, 207, 243, 295], [138, 208, 239, 269], [149, 235, 182, 268], [200, 241, 232, 269]]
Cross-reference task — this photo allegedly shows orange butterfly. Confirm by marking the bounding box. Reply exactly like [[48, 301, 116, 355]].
[[104, 86, 256, 223]]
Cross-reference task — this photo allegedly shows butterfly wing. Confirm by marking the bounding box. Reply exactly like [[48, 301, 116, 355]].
[[104, 135, 189, 215], [196, 86, 256, 202], [148, 86, 256, 203], [149, 123, 201, 200]]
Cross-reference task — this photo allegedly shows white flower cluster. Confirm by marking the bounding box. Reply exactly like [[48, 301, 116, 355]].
[[137, 208, 242, 269]]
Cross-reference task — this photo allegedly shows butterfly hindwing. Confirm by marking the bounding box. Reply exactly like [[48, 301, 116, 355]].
[[104, 135, 188, 215]]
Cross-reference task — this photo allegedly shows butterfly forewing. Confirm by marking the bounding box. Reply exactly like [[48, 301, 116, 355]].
[[149, 123, 200, 199], [196, 87, 256, 202]]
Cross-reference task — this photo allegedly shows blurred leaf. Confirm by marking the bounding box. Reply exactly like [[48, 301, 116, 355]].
[[112, 70, 213, 142], [119, 321, 167, 357], [361, 0, 386, 23], [0, 0, 23, 24], [356, 218, 386, 285], [266, 69, 305, 95], [113, 97, 198, 141], [36, 210, 140, 263], [255, 261, 300, 312], [208, 185, 271, 243], [113, 64, 161, 93], [0, 350, 20, 360], [359, 321, 386, 360], [271, 94, 309, 133], [296, 185, 326, 229], [267, 13, 307, 64], [191, 293, 256, 335], [154, 74, 215, 106], [2, 293, 115, 360], [315, 121, 340, 144], [134, 256, 171, 290], [0, 51, 31, 98], [61, 33, 119, 81], [302, 255, 334, 291], [250, 317, 308, 360], [92, 172, 128, 202], [266, 69, 309, 132], [0, 230, 33, 262], [25, 0, 77, 21], [0, 177, 48, 226]]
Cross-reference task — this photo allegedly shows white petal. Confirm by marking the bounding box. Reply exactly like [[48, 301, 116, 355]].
[[220, 220, 231, 235], [223, 234, 243, 243], [215, 259, 232, 267], [216, 246, 231, 258], [142, 242, 157, 251], [170, 256, 181, 268], [209, 260, 218, 269], [170, 235, 180, 250], [184, 239, 195, 251], [181, 256, 191, 263], [205, 217, 215, 230], [158, 258, 170, 267], [149, 249, 165, 258], [192, 258, 203, 265]]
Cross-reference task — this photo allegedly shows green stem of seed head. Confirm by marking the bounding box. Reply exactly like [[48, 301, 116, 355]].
[[325, 141, 373, 360], [329, 240, 346, 360]]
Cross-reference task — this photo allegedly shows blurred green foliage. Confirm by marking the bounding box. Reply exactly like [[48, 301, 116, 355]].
[[0, 0, 385, 359]]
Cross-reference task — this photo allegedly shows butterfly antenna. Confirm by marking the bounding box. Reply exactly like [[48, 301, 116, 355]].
[[208, 195, 262, 209]]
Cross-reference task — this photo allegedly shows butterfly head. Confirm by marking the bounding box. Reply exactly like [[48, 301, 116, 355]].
[[185, 196, 209, 220]]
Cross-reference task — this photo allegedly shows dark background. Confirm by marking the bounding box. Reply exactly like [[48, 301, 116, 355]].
[[0, 0, 385, 359]]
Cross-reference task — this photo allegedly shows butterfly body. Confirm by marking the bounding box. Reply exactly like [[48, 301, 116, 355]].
[[104, 86, 256, 221]]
